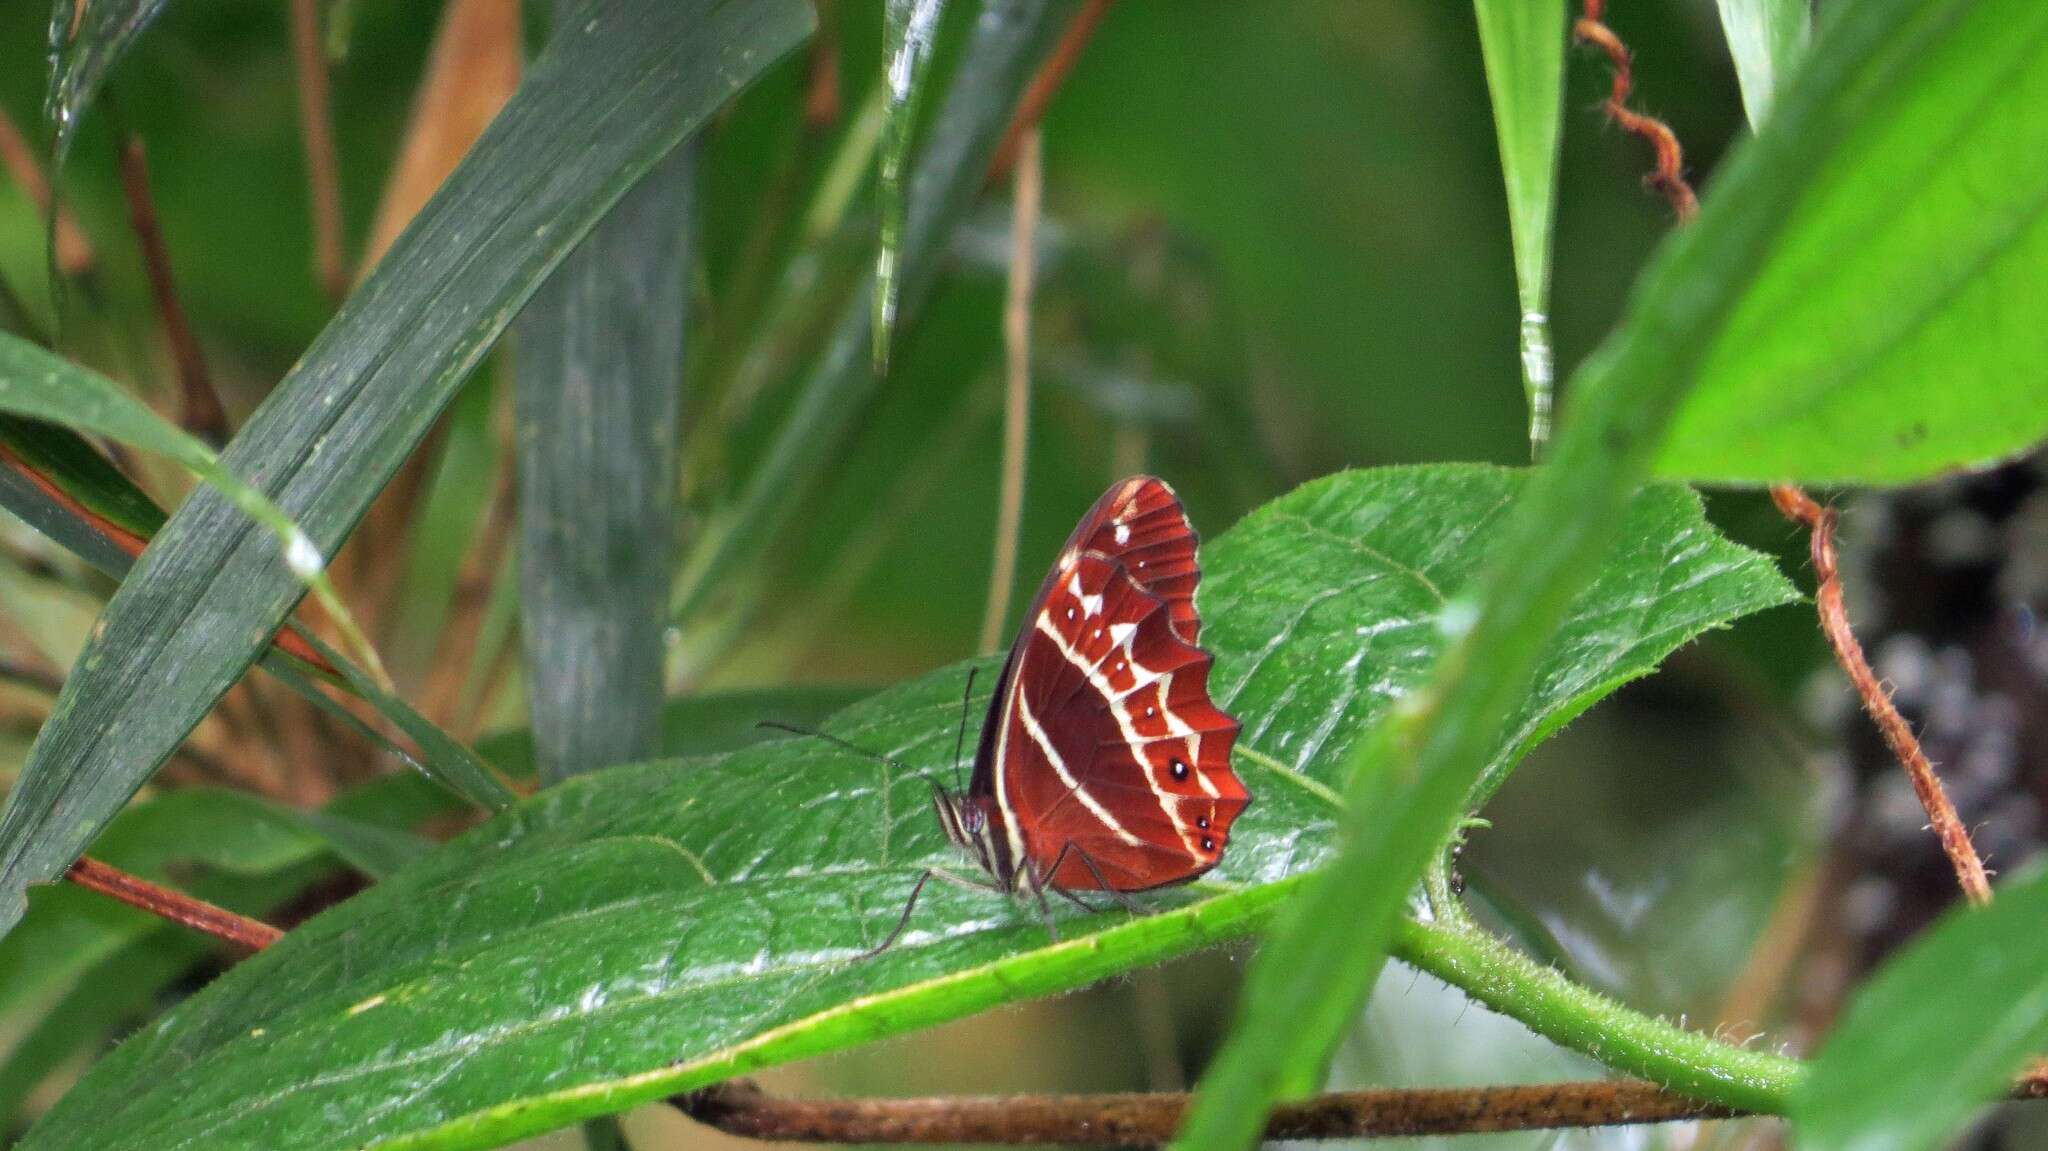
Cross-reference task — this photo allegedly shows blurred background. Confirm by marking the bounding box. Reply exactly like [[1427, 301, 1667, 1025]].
[[0, 1, 2042, 1148]]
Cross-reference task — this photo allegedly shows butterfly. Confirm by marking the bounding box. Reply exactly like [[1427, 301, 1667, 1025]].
[[873, 475, 1250, 952]]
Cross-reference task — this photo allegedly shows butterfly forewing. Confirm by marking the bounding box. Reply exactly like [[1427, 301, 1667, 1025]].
[[970, 476, 1247, 893]]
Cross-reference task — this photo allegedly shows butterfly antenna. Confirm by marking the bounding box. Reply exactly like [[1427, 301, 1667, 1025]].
[[758, 720, 953, 799], [952, 667, 978, 795]]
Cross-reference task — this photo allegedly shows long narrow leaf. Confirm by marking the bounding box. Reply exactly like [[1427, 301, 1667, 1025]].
[[517, 138, 693, 784], [0, 334, 384, 677], [1472, 0, 1566, 456], [1171, 4, 1995, 1149], [45, 0, 170, 164], [872, 0, 950, 371], [1715, 0, 1812, 128], [0, 0, 812, 940]]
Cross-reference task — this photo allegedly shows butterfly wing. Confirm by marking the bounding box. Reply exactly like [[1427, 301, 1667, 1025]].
[[1055, 474, 1204, 643], [969, 475, 1207, 801], [992, 552, 1246, 890]]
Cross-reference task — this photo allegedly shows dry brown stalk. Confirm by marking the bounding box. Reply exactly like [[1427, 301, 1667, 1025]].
[[675, 1078, 1737, 1144], [117, 136, 226, 444], [66, 856, 283, 952]]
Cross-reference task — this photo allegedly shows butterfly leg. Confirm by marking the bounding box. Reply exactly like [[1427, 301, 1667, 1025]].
[[1069, 846, 1153, 917], [859, 867, 1000, 960]]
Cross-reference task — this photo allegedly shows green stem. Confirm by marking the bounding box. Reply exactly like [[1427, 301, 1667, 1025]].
[[1392, 917, 1806, 1114]]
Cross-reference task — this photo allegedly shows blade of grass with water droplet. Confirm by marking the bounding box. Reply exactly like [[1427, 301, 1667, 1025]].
[[872, 0, 950, 372], [44, 0, 169, 165], [1473, 0, 1565, 458]]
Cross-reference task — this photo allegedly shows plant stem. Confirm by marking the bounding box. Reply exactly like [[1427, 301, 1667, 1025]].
[[978, 128, 1041, 655], [1769, 486, 1992, 905], [1392, 917, 1806, 1113]]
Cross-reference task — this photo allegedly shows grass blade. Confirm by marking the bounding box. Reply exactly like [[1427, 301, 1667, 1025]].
[[44, 0, 169, 164], [1715, 0, 1812, 128], [1473, 0, 1566, 457], [872, 0, 950, 372], [0, 0, 812, 941], [517, 137, 693, 784]]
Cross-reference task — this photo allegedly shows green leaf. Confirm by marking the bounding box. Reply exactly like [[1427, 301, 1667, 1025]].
[[1658, 0, 2048, 485], [18, 465, 1792, 1151], [672, 0, 1069, 625], [0, 931, 206, 1132], [1472, 0, 1566, 456], [44, 0, 169, 164], [0, 0, 813, 941], [1794, 867, 2048, 1151], [1715, 0, 1812, 128], [872, 0, 950, 372], [516, 139, 693, 784], [475, 684, 879, 780], [1173, 3, 1974, 1148]]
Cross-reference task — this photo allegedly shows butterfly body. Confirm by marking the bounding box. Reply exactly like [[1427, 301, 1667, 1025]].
[[933, 476, 1249, 905]]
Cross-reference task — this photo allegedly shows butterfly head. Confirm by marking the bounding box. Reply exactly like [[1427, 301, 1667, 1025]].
[[930, 786, 1012, 887]]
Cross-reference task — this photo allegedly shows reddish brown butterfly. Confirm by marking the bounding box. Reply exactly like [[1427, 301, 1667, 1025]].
[[873, 475, 1249, 952]]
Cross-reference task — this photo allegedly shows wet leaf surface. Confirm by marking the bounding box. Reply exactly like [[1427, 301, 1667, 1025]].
[[21, 466, 1793, 1151]]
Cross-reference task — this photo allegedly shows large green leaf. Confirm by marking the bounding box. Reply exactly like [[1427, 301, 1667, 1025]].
[[1472, 0, 1566, 456], [1174, 3, 1991, 1148], [19, 465, 1792, 1151], [1658, 0, 2048, 484], [0, 0, 813, 940], [1793, 867, 2048, 1151]]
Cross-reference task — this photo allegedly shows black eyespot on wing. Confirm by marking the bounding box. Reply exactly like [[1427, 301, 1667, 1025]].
[[1200, 836, 1215, 852], [1170, 758, 1189, 781]]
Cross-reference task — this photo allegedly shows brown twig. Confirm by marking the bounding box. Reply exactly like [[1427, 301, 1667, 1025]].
[[0, 104, 96, 277], [978, 128, 1041, 655], [1770, 486, 1993, 905], [290, 0, 351, 299], [65, 855, 284, 952], [987, 0, 1113, 183], [1573, 0, 1698, 222], [676, 1078, 1737, 1145], [117, 136, 227, 444]]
